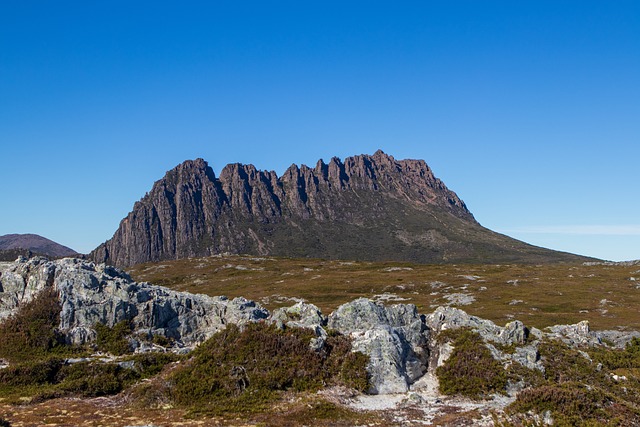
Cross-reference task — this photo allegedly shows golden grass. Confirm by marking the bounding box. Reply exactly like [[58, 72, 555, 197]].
[[129, 255, 640, 330]]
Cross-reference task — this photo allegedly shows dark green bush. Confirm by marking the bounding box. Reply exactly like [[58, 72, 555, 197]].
[[55, 361, 140, 397], [281, 400, 368, 425], [507, 339, 640, 425], [592, 338, 640, 370], [338, 350, 370, 392], [151, 333, 172, 347], [0, 357, 64, 387], [436, 329, 507, 399], [127, 352, 182, 378], [170, 322, 369, 415], [0, 358, 143, 401], [539, 340, 603, 385], [50, 353, 179, 397], [322, 334, 369, 391], [0, 353, 180, 403], [95, 320, 132, 355], [513, 384, 605, 417], [510, 384, 611, 426], [0, 287, 65, 362]]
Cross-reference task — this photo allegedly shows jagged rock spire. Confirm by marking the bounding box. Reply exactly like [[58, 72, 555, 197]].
[[91, 151, 587, 267]]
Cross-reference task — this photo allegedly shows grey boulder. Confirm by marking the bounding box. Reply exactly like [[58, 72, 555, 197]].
[[328, 298, 430, 394], [0, 257, 269, 348]]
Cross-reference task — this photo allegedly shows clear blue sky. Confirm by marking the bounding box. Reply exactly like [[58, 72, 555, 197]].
[[1, 1, 638, 261]]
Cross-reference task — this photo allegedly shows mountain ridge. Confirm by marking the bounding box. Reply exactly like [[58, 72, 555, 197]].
[[91, 151, 593, 267], [0, 233, 77, 259]]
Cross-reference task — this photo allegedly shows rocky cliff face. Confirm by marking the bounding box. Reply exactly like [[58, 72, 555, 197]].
[[91, 151, 589, 267]]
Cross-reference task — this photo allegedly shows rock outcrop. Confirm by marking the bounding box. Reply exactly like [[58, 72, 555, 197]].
[[270, 302, 328, 351], [3, 256, 635, 397], [547, 320, 640, 348], [328, 298, 430, 394], [90, 151, 591, 267], [426, 306, 539, 346], [425, 306, 544, 372], [0, 257, 268, 347]]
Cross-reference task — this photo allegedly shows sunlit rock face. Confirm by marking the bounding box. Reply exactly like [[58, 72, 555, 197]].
[[0, 256, 268, 347], [90, 151, 587, 268], [328, 298, 430, 394]]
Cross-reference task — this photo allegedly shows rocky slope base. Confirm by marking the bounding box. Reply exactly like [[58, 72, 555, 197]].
[[1, 257, 639, 425], [91, 151, 590, 267]]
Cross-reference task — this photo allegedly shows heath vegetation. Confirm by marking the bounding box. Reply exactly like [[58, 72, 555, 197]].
[[129, 255, 640, 330], [2, 256, 640, 425]]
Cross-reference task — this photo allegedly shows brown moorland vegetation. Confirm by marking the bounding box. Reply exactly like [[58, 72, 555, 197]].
[[2, 255, 640, 426], [129, 255, 640, 330]]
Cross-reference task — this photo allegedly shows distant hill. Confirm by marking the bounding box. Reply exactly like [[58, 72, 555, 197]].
[[0, 234, 77, 260], [91, 150, 595, 267]]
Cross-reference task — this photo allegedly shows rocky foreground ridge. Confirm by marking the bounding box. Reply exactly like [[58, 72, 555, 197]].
[[2, 256, 636, 405], [91, 151, 590, 267]]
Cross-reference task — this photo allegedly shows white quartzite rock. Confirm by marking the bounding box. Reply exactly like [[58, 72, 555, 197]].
[[426, 305, 544, 372], [0, 257, 269, 347], [270, 302, 328, 351], [327, 298, 430, 394], [426, 306, 530, 345]]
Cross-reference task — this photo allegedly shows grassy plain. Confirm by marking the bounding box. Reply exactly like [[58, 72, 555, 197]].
[[129, 255, 640, 331]]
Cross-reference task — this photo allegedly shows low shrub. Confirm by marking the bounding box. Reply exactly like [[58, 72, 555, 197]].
[[95, 320, 133, 355], [128, 378, 174, 409], [169, 322, 369, 415], [539, 340, 603, 385], [510, 384, 612, 426], [592, 338, 640, 370], [337, 350, 370, 392], [436, 329, 507, 399], [0, 358, 64, 387], [507, 339, 640, 425], [0, 353, 180, 402], [0, 287, 66, 362], [512, 384, 606, 417], [151, 333, 172, 347], [127, 352, 182, 378], [55, 361, 139, 397], [279, 400, 371, 425], [321, 330, 369, 392]]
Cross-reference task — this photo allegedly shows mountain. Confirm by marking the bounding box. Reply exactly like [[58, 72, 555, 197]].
[[0, 233, 77, 259], [91, 150, 592, 267]]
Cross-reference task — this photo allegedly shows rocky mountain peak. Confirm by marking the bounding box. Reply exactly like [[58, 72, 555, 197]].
[[162, 157, 213, 185], [91, 151, 590, 267]]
